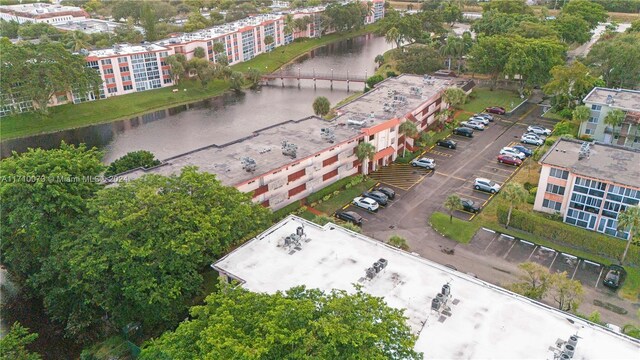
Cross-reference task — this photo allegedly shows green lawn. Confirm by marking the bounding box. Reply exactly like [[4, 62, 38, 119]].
[[430, 212, 479, 244], [314, 178, 377, 215], [0, 79, 230, 141], [462, 88, 523, 114]]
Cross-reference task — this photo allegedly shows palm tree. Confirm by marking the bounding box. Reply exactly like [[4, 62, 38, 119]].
[[440, 36, 464, 71], [399, 121, 418, 157], [572, 105, 591, 124], [617, 205, 640, 264], [388, 235, 409, 250], [374, 54, 385, 68], [355, 142, 376, 176], [442, 87, 467, 109], [604, 109, 626, 128], [229, 71, 244, 92], [385, 27, 400, 49], [284, 14, 295, 36], [444, 194, 462, 223], [502, 182, 528, 229], [68, 30, 90, 52]]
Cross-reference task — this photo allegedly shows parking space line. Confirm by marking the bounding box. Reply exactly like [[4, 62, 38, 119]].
[[455, 192, 485, 201], [502, 239, 518, 259], [433, 172, 467, 182], [548, 251, 559, 269], [570, 260, 580, 280], [483, 234, 498, 252], [595, 266, 604, 289]]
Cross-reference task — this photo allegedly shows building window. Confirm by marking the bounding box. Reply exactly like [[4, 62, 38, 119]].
[[122, 75, 131, 81], [585, 128, 593, 135], [123, 84, 133, 91], [101, 59, 112, 65], [104, 68, 114, 74], [542, 199, 562, 211], [118, 57, 128, 63], [120, 66, 129, 73], [591, 104, 602, 111], [107, 87, 118, 94], [105, 78, 116, 84], [588, 116, 598, 124], [546, 183, 565, 195], [549, 168, 568, 180]]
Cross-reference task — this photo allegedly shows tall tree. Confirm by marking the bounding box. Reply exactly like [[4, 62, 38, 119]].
[[312, 96, 331, 116], [508, 262, 551, 300], [604, 109, 626, 128], [550, 272, 584, 312], [561, 0, 607, 29], [444, 194, 462, 223], [504, 36, 567, 94], [188, 58, 215, 87], [35, 167, 272, 340], [572, 105, 591, 123], [543, 61, 600, 109], [552, 14, 591, 44], [165, 54, 187, 84], [141, 2, 157, 41], [139, 285, 422, 359], [442, 3, 462, 25], [399, 121, 418, 157], [193, 46, 206, 58], [468, 35, 514, 90], [482, 0, 533, 14], [229, 71, 244, 92], [385, 26, 400, 49], [65, 30, 91, 52], [586, 33, 640, 89], [471, 11, 538, 36], [501, 182, 528, 229], [0, 41, 102, 115], [442, 87, 466, 108], [263, 34, 274, 51], [355, 142, 376, 176], [375, 54, 385, 67], [395, 44, 442, 75], [0, 322, 41, 360], [0, 143, 105, 285], [440, 36, 464, 71], [246, 68, 262, 89], [617, 205, 640, 265]]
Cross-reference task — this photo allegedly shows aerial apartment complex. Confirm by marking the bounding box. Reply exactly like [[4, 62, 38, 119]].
[[579, 87, 640, 149], [213, 215, 640, 358], [0, 2, 89, 24], [0, 1, 385, 114], [125, 74, 472, 210], [534, 138, 640, 240]]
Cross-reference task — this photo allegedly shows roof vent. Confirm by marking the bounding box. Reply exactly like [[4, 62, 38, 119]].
[[606, 95, 614, 105], [241, 157, 256, 172], [578, 142, 590, 160], [281, 140, 297, 158], [320, 127, 336, 143]]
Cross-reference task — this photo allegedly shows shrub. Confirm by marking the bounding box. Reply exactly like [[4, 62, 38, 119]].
[[366, 74, 384, 88], [523, 182, 534, 191], [307, 175, 361, 203], [526, 194, 536, 205], [553, 121, 577, 137], [557, 108, 573, 119], [272, 201, 302, 221], [105, 150, 161, 176], [386, 71, 397, 78], [529, 187, 537, 195], [496, 205, 640, 265]]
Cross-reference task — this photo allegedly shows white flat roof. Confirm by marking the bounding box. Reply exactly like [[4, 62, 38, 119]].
[[214, 216, 640, 359], [88, 44, 168, 58]]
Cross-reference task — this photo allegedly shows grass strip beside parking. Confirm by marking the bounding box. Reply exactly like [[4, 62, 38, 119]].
[[462, 88, 522, 113], [314, 178, 377, 215], [430, 212, 479, 244]]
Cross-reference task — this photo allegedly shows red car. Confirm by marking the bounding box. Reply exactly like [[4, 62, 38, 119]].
[[485, 106, 506, 115], [497, 154, 522, 166]]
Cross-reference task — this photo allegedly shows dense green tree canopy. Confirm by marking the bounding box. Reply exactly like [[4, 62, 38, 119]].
[[0, 143, 105, 284], [325, 2, 366, 32], [0, 40, 102, 114], [543, 61, 602, 109], [562, 0, 608, 29], [34, 167, 272, 339], [586, 33, 640, 89], [312, 96, 331, 116], [0, 322, 41, 360], [140, 285, 423, 360], [551, 14, 592, 44], [105, 150, 162, 176], [468, 35, 514, 89], [395, 44, 442, 75], [471, 11, 539, 36], [482, 0, 533, 14]]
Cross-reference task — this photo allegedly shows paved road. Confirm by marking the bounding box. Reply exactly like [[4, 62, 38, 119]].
[[342, 101, 639, 328], [568, 22, 632, 61]]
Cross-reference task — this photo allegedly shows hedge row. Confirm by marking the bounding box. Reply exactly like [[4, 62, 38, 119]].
[[496, 205, 639, 266], [305, 174, 364, 203]]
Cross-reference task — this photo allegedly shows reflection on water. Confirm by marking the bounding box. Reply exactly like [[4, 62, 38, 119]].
[[1, 34, 390, 162]]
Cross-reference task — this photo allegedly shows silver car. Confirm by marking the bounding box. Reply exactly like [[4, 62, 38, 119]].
[[474, 178, 501, 194], [411, 157, 436, 169], [461, 121, 485, 131], [527, 125, 552, 136], [521, 134, 544, 146]]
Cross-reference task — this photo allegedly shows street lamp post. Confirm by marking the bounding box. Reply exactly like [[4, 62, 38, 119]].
[[331, 68, 334, 89]]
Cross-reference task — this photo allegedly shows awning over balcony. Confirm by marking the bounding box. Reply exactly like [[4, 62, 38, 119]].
[[373, 146, 395, 161]]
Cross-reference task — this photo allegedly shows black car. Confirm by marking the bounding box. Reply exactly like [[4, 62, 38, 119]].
[[603, 265, 626, 289], [460, 198, 481, 213], [335, 211, 363, 226], [453, 127, 474, 137], [512, 145, 532, 157], [362, 191, 388, 206], [374, 186, 396, 200], [436, 139, 457, 149]]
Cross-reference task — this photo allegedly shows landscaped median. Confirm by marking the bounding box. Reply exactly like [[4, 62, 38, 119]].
[[429, 211, 479, 244], [453, 88, 523, 123]]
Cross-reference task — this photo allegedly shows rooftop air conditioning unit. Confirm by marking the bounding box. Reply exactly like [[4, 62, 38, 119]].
[[347, 118, 367, 127]]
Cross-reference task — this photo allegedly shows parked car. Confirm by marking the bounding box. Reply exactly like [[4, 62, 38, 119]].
[[335, 211, 363, 226], [512, 145, 533, 157], [453, 127, 474, 137], [474, 178, 501, 194], [521, 134, 544, 146], [461, 121, 485, 131], [374, 186, 396, 200], [436, 139, 457, 149], [362, 191, 388, 206], [499, 147, 526, 160], [497, 154, 523, 166], [475, 112, 494, 121], [525, 131, 546, 140], [352, 196, 379, 212], [485, 106, 506, 115], [461, 198, 481, 213], [469, 116, 489, 125], [411, 157, 436, 169], [603, 265, 626, 289], [527, 125, 552, 136]]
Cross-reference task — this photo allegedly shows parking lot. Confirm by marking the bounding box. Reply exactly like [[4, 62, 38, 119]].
[[469, 228, 606, 289]]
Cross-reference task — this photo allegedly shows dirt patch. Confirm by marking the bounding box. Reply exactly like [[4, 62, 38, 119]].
[[593, 299, 629, 315]]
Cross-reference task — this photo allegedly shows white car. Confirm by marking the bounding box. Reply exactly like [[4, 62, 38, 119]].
[[521, 134, 544, 146], [527, 125, 552, 136], [411, 157, 436, 169], [352, 196, 379, 212], [500, 147, 526, 160], [461, 121, 485, 131], [475, 113, 494, 121], [474, 178, 502, 194], [469, 116, 489, 125]]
